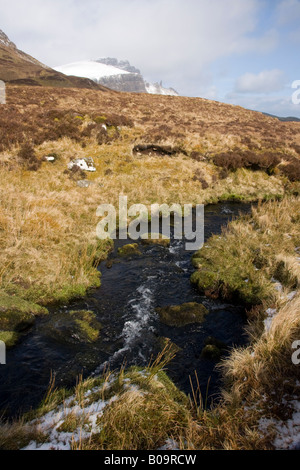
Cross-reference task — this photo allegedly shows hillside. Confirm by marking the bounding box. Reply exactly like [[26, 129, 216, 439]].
[[0, 30, 107, 90], [1, 83, 300, 159]]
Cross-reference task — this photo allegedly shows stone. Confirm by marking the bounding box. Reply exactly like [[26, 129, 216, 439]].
[[156, 302, 209, 327], [77, 180, 91, 188], [118, 243, 142, 257], [68, 157, 96, 172], [42, 310, 102, 344]]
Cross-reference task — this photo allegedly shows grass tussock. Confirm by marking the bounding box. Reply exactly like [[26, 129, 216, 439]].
[[191, 197, 300, 306]]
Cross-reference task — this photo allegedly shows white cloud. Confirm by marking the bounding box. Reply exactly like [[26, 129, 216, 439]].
[[234, 69, 286, 94], [225, 92, 300, 118], [0, 0, 275, 95], [276, 0, 300, 25]]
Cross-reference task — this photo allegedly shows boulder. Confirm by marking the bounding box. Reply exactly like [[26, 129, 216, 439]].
[[156, 302, 209, 327]]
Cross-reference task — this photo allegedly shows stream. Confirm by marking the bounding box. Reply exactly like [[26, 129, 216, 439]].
[[0, 202, 252, 418]]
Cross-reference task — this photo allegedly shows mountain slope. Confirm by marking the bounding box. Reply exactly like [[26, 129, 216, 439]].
[[0, 30, 107, 90]]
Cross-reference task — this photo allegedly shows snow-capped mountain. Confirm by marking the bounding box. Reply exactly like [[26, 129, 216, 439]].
[[54, 58, 179, 96], [145, 81, 178, 96]]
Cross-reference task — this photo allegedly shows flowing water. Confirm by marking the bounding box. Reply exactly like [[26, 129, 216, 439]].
[[0, 203, 252, 418]]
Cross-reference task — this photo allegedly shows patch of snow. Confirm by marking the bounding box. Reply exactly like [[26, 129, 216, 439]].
[[158, 439, 180, 450], [287, 291, 297, 301], [259, 399, 300, 450], [264, 308, 277, 332], [68, 158, 96, 172], [54, 61, 131, 81], [145, 82, 178, 96], [271, 278, 283, 292], [22, 377, 118, 451]]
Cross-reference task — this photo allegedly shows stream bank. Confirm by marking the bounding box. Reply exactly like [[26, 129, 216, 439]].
[[0, 202, 253, 418]]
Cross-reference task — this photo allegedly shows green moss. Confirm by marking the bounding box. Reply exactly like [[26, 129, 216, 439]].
[[0, 330, 19, 348], [190, 270, 219, 291], [190, 230, 273, 305], [43, 284, 91, 304], [94, 116, 107, 124], [43, 310, 102, 344], [201, 337, 227, 361], [201, 344, 222, 361], [69, 310, 102, 343], [219, 193, 245, 202], [156, 302, 209, 327], [0, 291, 48, 332], [118, 243, 142, 257]]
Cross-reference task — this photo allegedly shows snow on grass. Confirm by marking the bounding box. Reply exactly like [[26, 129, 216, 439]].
[[21, 370, 153, 451], [264, 308, 278, 332], [259, 396, 300, 450], [22, 377, 119, 451], [158, 438, 180, 450]]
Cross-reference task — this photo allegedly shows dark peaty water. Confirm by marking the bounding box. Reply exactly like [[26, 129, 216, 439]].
[[0, 203, 252, 418]]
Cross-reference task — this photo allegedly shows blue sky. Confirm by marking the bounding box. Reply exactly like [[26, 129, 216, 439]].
[[0, 0, 299, 117]]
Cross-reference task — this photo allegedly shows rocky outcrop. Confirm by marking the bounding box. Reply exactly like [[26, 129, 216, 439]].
[[96, 58, 141, 74], [0, 30, 17, 49], [96, 73, 147, 93]]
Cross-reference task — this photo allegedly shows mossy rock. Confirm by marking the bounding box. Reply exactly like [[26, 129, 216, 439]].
[[94, 115, 107, 124], [0, 292, 48, 333], [201, 337, 227, 361], [156, 302, 209, 327], [141, 233, 170, 247], [200, 344, 222, 361], [191, 257, 202, 269], [43, 310, 102, 344], [0, 330, 20, 348], [204, 336, 227, 350], [190, 270, 219, 291], [118, 243, 142, 257]]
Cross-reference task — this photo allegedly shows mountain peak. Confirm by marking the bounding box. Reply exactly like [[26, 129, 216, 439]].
[[0, 29, 16, 49]]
